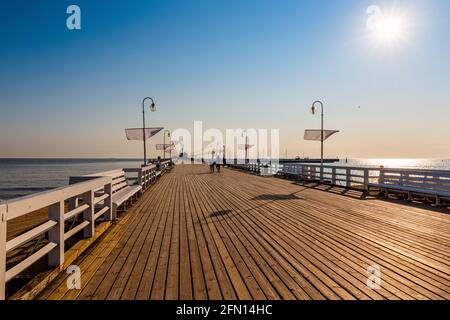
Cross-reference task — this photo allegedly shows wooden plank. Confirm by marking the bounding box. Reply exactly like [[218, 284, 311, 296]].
[[86, 181, 169, 300], [107, 174, 173, 300], [184, 176, 219, 300], [186, 176, 252, 300], [223, 169, 448, 298], [119, 177, 174, 300], [149, 173, 177, 300], [185, 176, 240, 300], [178, 177, 193, 300], [135, 175, 178, 300], [164, 176, 180, 300]]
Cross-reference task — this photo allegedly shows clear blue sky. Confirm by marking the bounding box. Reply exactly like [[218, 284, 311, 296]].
[[0, 0, 449, 158]]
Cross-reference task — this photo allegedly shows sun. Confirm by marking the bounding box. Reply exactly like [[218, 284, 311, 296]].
[[374, 14, 406, 44], [367, 6, 409, 48]]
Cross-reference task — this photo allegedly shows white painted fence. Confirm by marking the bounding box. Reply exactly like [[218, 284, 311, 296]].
[[0, 176, 112, 300], [232, 163, 450, 197], [0, 163, 171, 300], [124, 164, 158, 191]]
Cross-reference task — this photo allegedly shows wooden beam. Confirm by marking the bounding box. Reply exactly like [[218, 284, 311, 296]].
[[0, 204, 7, 300], [48, 201, 64, 268], [104, 183, 113, 221], [82, 190, 95, 238]]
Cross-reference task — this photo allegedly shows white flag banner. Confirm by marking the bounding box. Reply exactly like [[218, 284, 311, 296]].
[[125, 128, 163, 141], [304, 130, 339, 142], [238, 144, 255, 150], [156, 143, 174, 151]]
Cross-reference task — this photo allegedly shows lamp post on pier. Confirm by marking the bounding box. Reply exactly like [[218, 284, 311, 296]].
[[142, 97, 157, 165], [163, 130, 171, 160], [242, 130, 249, 164], [311, 100, 324, 180]]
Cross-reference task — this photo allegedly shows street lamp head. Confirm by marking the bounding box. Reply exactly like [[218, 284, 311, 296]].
[[150, 102, 157, 112], [311, 100, 323, 115]]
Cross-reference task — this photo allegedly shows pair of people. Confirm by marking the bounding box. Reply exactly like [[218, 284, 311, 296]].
[[209, 154, 222, 173]]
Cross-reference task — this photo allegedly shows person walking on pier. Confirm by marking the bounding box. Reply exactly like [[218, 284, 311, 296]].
[[155, 156, 162, 171], [216, 153, 222, 173], [208, 151, 216, 173]]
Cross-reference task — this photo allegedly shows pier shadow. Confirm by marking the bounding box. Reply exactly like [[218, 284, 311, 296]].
[[205, 190, 306, 224], [290, 181, 368, 200], [210, 209, 234, 218], [289, 181, 450, 213], [204, 190, 309, 226], [252, 194, 302, 201]]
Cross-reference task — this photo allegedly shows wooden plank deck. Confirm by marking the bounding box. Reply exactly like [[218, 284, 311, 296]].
[[38, 165, 450, 300]]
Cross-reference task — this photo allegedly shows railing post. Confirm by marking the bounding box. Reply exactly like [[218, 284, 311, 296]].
[[363, 169, 369, 191], [82, 190, 95, 238], [379, 168, 385, 184], [400, 172, 405, 186], [346, 168, 351, 188], [48, 201, 65, 268], [332, 168, 336, 185], [138, 170, 143, 191], [68, 197, 78, 212], [0, 204, 7, 300], [104, 182, 113, 221]]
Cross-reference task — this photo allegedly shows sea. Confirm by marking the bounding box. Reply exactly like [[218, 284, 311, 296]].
[[0, 158, 449, 201], [0, 159, 142, 201]]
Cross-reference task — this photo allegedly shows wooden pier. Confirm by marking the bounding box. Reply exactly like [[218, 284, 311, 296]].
[[35, 165, 449, 300]]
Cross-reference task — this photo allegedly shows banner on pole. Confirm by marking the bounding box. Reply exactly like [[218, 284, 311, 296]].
[[304, 130, 339, 142], [156, 143, 175, 151], [237, 144, 255, 150], [125, 128, 163, 141]]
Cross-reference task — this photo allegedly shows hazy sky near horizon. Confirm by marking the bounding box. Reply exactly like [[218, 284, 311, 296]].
[[0, 0, 449, 159]]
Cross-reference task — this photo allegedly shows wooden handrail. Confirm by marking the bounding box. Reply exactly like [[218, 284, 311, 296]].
[[0, 176, 112, 300], [6, 177, 111, 221], [1, 163, 170, 300], [231, 162, 450, 192]]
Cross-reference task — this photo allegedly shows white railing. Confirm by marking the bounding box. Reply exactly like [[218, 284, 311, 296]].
[[232, 162, 450, 193], [124, 164, 158, 191], [0, 176, 112, 300], [0, 162, 171, 300], [157, 160, 172, 173]]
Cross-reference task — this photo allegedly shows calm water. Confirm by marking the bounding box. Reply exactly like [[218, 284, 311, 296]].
[[0, 159, 142, 201], [0, 158, 449, 201], [328, 158, 450, 170]]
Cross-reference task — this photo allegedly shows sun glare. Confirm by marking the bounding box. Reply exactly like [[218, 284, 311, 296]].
[[374, 14, 408, 46], [367, 5, 410, 48], [374, 14, 406, 43]]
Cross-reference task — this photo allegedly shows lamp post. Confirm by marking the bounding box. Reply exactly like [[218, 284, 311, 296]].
[[311, 100, 324, 181], [163, 130, 171, 159], [142, 97, 156, 165], [242, 130, 249, 164]]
